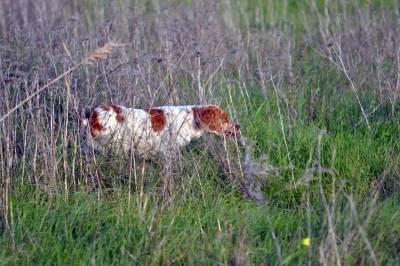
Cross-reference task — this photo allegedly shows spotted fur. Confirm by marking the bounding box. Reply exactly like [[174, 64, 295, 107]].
[[82, 104, 240, 156]]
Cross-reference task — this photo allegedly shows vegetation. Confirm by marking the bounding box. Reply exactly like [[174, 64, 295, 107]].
[[0, 0, 399, 264]]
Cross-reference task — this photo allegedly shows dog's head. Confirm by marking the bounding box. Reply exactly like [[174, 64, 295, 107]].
[[193, 105, 240, 137]]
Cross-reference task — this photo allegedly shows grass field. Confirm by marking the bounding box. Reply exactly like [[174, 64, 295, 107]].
[[1, 0, 400, 265]]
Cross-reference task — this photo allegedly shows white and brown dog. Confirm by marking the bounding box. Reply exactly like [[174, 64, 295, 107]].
[[81, 104, 240, 157]]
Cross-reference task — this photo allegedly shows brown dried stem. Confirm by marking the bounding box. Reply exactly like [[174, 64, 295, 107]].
[[0, 41, 126, 123]]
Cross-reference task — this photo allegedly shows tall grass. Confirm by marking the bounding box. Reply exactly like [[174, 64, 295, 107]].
[[0, 0, 399, 264]]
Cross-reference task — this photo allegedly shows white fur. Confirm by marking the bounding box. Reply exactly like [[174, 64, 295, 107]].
[[82, 105, 211, 157]]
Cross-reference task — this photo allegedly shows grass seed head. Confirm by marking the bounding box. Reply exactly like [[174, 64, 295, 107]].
[[85, 41, 127, 64]]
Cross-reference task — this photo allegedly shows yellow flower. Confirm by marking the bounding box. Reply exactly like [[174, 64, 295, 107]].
[[302, 237, 310, 247]]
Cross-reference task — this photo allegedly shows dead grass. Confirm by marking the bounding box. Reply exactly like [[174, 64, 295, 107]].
[[0, 0, 399, 264]]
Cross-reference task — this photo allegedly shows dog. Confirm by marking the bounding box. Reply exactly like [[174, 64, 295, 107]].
[[81, 104, 240, 157]]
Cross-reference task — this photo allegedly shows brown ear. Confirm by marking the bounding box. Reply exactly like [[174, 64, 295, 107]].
[[192, 106, 222, 132]]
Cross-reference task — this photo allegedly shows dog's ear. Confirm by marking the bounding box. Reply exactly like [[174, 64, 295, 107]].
[[193, 107, 213, 128], [192, 106, 223, 133]]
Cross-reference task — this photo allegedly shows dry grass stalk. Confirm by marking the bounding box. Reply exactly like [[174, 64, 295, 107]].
[[0, 191, 5, 232], [213, 135, 281, 203], [0, 41, 126, 123]]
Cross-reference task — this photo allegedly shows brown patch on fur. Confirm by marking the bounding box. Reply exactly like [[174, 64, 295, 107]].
[[89, 109, 105, 137], [110, 104, 125, 123], [193, 106, 224, 133], [110, 104, 122, 113], [145, 108, 166, 132]]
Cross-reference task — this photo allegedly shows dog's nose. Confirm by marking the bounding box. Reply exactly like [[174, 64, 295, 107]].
[[235, 124, 240, 131]]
